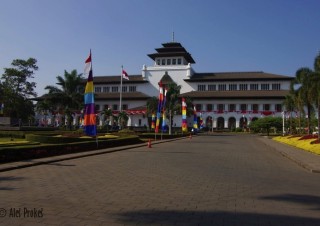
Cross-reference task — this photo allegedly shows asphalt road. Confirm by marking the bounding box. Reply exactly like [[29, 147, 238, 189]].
[[0, 134, 319, 226]]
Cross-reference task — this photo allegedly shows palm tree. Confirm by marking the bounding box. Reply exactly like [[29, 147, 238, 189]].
[[291, 68, 314, 134], [45, 69, 84, 110], [146, 96, 158, 116], [103, 108, 113, 132], [165, 83, 181, 135], [146, 96, 159, 131], [118, 111, 129, 129], [44, 70, 83, 128], [283, 95, 295, 134], [309, 53, 320, 139]]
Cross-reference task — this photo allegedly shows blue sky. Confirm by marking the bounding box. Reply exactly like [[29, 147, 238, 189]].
[[0, 0, 319, 96]]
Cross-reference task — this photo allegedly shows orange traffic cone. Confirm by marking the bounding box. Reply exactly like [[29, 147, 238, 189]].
[[148, 139, 152, 148]]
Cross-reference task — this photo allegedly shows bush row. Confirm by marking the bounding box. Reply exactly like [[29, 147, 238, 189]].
[[0, 136, 143, 163]]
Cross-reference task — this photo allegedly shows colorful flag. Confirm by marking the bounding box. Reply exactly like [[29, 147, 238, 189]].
[[161, 87, 168, 132], [199, 112, 204, 129], [122, 69, 129, 80], [151, 113, 155, 129], [155, 82, 163, 133], [193, 105, 198, 130], [182, 98, 187, 132], [83, 51, 97, 136]]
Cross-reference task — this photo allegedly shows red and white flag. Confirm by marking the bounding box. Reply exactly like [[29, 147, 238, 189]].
[[122, 70, 129, 80]]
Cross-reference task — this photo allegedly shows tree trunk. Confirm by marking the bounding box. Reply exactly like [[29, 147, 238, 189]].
[[307, 104, 311, 134]]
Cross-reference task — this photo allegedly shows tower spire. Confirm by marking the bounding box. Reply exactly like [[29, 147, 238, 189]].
[[172, 31, 175, 42]]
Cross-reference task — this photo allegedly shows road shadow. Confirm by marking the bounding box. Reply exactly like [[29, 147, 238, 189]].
[[0, 176, 24, 191], [0, 176, 24, 181], [114, 210, 320, 226], [260, 194, 320, 210], [45, 162, 76, 167]]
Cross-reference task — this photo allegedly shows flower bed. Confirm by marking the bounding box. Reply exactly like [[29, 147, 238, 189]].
[[273, 136, 320, 155], [299, 134, 318, 140]]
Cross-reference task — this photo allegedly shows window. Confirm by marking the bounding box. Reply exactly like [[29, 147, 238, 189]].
[[95, 87, 101, 93], [218, 104, 224, 111], [129, 86, 136, 92], [218, 84, 227, 91], [172, 59, 176, 65], [196, 104, 202, 111], [272, 83, 281, 90], [103, 87, 110, 93], [263, 104, 270, 111], [229, 84, 237, 91], [239, 84, 248, 91], [177, 58, 182, 65], [250, 84, 259, 90], [112, 86, 118, 92], [229, 104, 236, 112], [208, 84, 216, 91], [161, 59, 165, 65], [95, 105, 100, 111], [207, 104, 213, 111], [112, 104, 118, 111], [261, 84, 270, 90], [122, 104, 128, 110], [122, 86, 127, 92], [240, 104, 247, 111], [104, 105, 109, 110], [275, 104, 282, 112], [167, 59, 171, 65], [252, 104, 259, 112], [198, 84, 206, 91], [156, 59, 160, 65]]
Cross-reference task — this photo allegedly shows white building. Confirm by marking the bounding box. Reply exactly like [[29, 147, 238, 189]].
[[91, 41, 293, 130]]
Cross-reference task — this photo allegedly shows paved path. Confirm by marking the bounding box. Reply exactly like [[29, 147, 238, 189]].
[[0, 134, 319, 226]]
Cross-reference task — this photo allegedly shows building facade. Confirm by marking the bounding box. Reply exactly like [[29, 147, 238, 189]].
[[90, 41, 293, 130]]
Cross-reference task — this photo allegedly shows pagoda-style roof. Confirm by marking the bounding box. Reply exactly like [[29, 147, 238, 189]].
[[95, 92, 150, 101], [184, 71, 293, 82], [180, 90, 290, 100], [159, 71, 176, 85], [81, 75, 148, 84], [148, 42, 195, 64]]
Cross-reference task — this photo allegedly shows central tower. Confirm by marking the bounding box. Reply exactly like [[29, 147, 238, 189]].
[[142, 41, 196, 96]]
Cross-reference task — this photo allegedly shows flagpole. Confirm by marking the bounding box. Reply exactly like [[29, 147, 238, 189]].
[[120, 65, 123, 113]]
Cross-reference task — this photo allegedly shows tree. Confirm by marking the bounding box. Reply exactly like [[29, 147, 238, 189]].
[[249, 117, 283, 135], [146, 96, 159, 131], [283, 95, 295, 134], [1, 58, 38, 120], [44, 70, 83, 110], [291, 67, 314, 134], [118, 111, 129, 129], [146, 96, 158, 116], [309, 53, 320, 139], [103, 108, 113, 132], [165, 83, 181, 135]]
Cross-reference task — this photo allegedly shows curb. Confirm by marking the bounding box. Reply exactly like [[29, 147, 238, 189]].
[[258, 137, 320, 173]]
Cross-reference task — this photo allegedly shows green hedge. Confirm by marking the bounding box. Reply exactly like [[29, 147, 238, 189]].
[[0, 131, 25, 138], [25, 134, 94, 144], [0, 135, 143, 163]]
